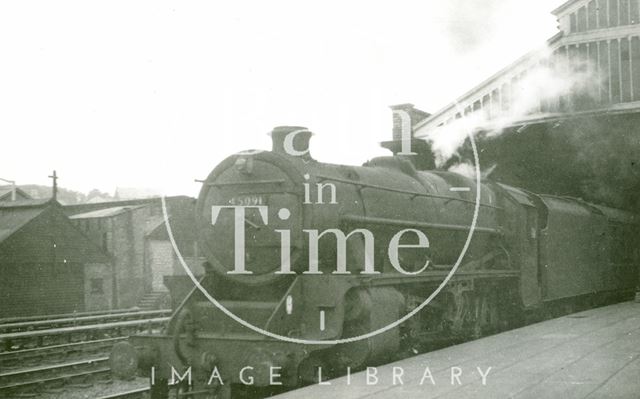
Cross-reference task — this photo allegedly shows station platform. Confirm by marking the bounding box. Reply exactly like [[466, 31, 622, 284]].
[[276, 300, 640, 399]]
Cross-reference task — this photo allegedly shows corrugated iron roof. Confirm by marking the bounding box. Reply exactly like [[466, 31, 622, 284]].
[[0, 201, 111, 264], [0, 199, 52, 209], [63, 195, 192, 217], [0, 205, 47, 243], [69, 205, 145, 219]]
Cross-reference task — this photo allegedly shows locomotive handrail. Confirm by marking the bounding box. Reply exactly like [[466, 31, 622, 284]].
[[361, 269, 520, 286], [341, 214, 503, 235], [315, 174, 502, 210], [201, 179, 287, 187]]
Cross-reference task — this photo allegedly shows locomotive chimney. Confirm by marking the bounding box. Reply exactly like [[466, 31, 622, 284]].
[[381, 104, 436, 170], [270, 126, 313, 159]]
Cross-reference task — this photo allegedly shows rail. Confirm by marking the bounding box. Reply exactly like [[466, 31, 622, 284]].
[[0, 307, 166, 325], [0, 309, 171, 334], [96, 387, 151, 399], [0, 356, 110, 395], [0, 317, 169, 351], [0, 336, 126, 365]]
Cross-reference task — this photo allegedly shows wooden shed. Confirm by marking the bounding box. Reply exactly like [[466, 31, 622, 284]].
[[0, 199, 112, 318]]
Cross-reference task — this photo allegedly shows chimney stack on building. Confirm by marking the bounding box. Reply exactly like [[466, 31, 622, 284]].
[[381, 104, 436, 170]]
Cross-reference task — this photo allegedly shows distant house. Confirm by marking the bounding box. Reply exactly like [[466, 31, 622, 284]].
[[0, 199, 112, 318], [0, 186, 32, 202], [114, 187, 162, 200], [85, 196, 115, 204]]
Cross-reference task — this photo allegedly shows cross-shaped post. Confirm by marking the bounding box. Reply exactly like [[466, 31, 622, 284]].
[[48, 170, 58, 201]]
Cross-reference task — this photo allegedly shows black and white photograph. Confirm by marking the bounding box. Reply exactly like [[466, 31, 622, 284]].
[[1, 1, 640, 398]]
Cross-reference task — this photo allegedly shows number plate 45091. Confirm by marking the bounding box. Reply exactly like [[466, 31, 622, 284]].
[[228, 195, 267, 206]]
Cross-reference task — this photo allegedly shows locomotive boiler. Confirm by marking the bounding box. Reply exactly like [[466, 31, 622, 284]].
[[112, 126, 639, 399]]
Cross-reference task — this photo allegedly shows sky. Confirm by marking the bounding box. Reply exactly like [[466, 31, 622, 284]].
[[0, 0, 563, 196]]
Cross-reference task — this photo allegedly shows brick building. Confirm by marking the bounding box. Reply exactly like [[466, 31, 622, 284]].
[[0, 199, 112, 318], [65, 196, 201, 309], [69, 205, 152, 309]]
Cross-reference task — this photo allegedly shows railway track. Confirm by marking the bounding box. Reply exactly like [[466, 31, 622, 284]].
[[0, 308, 166, 325], [0, 336, 126, 369], [0, 317, 169, 351], [0, 311, 170, 398], [0, 309, 171, 334], [0, 356, 111, 397], [96, 387, 151, 399], [0, 316, 170, 398]]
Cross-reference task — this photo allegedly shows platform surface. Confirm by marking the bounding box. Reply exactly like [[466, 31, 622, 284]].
[[276, 301, 640, 399]]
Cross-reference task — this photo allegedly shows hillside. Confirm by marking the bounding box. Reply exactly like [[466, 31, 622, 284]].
[[18, 185, 114, 205]]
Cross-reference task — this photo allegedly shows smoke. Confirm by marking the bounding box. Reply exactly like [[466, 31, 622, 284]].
[[419, 49, 640, 211], [447, 162, 476, 179], [423, 47, 600, 167], [442, 0, 502, 53]]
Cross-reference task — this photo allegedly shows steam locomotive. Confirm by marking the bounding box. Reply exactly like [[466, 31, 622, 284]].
[[111, 126, 639, 398]]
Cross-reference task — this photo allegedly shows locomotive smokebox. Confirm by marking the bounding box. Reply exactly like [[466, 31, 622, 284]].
[[270, 126, 313, 159]]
